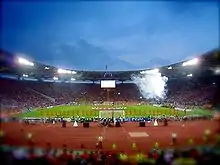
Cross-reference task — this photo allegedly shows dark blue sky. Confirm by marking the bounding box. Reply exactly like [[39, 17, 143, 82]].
[[1, 1, 219, 70]]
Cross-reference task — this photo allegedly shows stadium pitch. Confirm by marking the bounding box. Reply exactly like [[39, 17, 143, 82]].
[[18, 104, 213, 118]]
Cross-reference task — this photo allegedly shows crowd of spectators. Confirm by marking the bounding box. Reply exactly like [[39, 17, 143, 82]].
[[1, 144, 220, 165], [0, 77, 218, 111]]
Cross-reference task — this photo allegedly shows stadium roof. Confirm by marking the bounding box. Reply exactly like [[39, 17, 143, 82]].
[[0, 48, 220, 82]]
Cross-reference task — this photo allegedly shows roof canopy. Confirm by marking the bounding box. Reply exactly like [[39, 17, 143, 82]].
[[0, 48, 219, 81]]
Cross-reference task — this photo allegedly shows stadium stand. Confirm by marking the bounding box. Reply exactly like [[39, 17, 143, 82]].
[[0, 76, 218, 109], [1, 145, 220, 165]]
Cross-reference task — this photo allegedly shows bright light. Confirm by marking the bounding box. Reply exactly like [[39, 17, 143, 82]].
[[140, 70, 146, 74], [167, 66, 172, 70], [187, 73, 193, 77], [18, 57, 34, 66], [71, 78, 75, 81], [101, 80, 116, 88], [140, 68, 159, 74], [53, 76, 58, 80], [215, 68, 220, 74], [182, 58, 199, 66], [22, 74, 28, 77], [58, 69, 76, 74], [45, 67, 49, 70], [58, 69, 71, 74]]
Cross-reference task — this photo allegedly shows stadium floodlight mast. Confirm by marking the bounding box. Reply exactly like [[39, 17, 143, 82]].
[[182, 58, 199, 67], [17, 57, 34, 66]]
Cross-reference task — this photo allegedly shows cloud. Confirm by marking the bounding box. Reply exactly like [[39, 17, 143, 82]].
[[1, 1, 219, 70], [50, 39, 136, 70]]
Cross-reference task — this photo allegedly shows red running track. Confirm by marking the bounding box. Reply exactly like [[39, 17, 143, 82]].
[[1, 120, 219, 153]]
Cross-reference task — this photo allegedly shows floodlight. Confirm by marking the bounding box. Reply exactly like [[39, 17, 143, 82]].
[[58, 68, 72, 74], [187, 73, 193, 77], [140, 68, 159, 74], [71, 78, 75, 81], [45, 67, 49, 70], [53, 76, 58, 80], [182, 58, 199, 66], [215, 68, 220, 74], [18, 57, 34, 66], [58, 69, 65, 74], [22, 74, 28, 77]]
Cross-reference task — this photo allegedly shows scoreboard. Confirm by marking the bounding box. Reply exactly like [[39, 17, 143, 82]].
[[100, 80, 116, 88]]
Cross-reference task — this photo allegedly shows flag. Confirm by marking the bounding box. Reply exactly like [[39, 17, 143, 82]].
[[105, 65, 108, 70]]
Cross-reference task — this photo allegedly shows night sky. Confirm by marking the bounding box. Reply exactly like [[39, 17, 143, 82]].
[[1, 1, 219, 70]]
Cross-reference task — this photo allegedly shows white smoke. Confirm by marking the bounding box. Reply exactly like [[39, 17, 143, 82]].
[[132, 69, 168, 100]]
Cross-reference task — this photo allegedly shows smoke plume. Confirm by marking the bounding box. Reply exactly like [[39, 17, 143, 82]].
[[132, 69, 168, 100]]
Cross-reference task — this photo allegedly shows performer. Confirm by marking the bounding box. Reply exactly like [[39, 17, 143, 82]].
[[182, 116, 187, 127], [62, 119, 67, 127], [163, 118, 168, 126], [113, 118, 117, 126], [96, 136, 103, 149], [171, 133, 177, 145]]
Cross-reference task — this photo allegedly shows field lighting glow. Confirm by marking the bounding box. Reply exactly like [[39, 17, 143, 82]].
[[53, 76, 58, 80], [22, 74, 28, 77], [214, 68, 220, 74], [58, 69, 77, 74], [18, 57, 34, 66], [140, 68, 159, 74], [182, 58, 199, 66], [187, 73, 193, 77]]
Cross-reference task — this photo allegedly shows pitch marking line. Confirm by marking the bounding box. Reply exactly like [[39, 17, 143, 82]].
[[128, 132, 149, 138], [121, 127, 133, 142]]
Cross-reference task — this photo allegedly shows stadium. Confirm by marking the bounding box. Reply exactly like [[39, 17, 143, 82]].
[[1, 47, 220, 163], [1, 1, 220, 164]]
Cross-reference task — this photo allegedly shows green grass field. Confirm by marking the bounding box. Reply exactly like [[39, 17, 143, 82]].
[[17, 104, 213, 118]]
